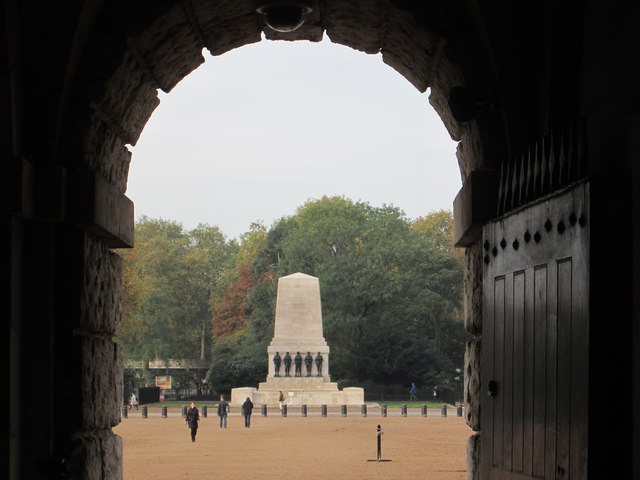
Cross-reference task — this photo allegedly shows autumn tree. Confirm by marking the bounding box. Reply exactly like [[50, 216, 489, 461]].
[[117, 217, 237, 366]]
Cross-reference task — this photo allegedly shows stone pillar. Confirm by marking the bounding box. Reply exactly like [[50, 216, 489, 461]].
[[464, 240, 483, 480], [467, 433, 481, 480], [3, 157, 133, 479]]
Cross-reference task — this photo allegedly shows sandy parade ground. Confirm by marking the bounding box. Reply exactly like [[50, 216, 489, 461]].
[[114, 407, 472, 480]]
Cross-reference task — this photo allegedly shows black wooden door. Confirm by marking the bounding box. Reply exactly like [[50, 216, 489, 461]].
[[481, 182, 589, 480]]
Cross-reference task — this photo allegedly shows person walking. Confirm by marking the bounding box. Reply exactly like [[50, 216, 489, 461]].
[[128, 392, 138, 410], [409, 383, 418, 401], [185, 402, 200, 442], [217, 395, 229, 429], [278, 391, 285, 411], [242, 397, 254, 428]]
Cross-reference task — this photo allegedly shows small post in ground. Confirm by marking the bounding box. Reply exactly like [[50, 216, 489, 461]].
[[367, 424, 392, 462]]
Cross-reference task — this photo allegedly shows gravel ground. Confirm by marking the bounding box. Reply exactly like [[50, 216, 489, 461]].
[[114, 413, 472, 480]]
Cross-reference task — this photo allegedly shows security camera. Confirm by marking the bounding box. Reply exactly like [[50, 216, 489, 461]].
[[256, 1, 313, 33]]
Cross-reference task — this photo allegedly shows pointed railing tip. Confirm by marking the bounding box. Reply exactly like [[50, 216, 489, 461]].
[[495, 117, 587, 216]]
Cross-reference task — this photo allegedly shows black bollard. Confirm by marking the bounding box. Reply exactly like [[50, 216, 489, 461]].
[[202, 405, 207, 418], [361, 404, 367, 417], [321, 404, 327, 417], [281, 404, 287, 417], [122, 406, 128, 419], [182, 405, 187, 418], [401, 404, 407, 417], [381, 405, 387, 417], [302, 404, 307, 417], [441, 405, 448, 417], [421, 404, 427, 417], [457, 405, 463, 417], [142, 406, 148, 418], [341, 405, 347, 417], [161, 406, 167, 418], [367, 424, 391, 462], [261, 404, 267, 417]]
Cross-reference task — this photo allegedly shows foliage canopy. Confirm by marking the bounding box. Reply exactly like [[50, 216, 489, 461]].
[[118, 201, 466, 395]]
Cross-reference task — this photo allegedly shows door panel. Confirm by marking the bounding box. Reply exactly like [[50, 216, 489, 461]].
[[482, 182, 589, 480]]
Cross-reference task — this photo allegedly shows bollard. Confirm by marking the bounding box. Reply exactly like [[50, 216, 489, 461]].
[[122, 406, 128, 419], [182, 405, 187, 418], [341, 405, 347, 417], [401, 405, 407, 417], [381, 405, 387, 417], [202, 405, 207, 418], [302, 404, 307, 417], [361, 404, 367, 417], [441, 405, 448, 417], [321, 405, 327, 417], [457, 405, 463, 417], [421, 404, 427, 417], [142, 406, 148, 418], [161, 406, 167, 418], [261, 404, 267, 417], [366, 424, 391, 462], [282, 404, 287, 417]]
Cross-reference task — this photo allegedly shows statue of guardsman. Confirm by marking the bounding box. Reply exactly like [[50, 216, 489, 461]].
[[304, 352, 313, 376], [315, 352, 324, 376], [273, 352, 282, 377], [283, 352, 292, 377], [294, 352, 303, 377]]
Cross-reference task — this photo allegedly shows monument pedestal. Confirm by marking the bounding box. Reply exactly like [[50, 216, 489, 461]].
[[231, 273, 364, 406], [231, 383, 364, 406]]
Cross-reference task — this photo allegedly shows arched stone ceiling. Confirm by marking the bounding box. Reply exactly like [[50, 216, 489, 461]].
[[63, 0, 495, 193]]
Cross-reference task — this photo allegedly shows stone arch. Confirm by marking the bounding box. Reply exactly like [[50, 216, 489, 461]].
[[6, 1, 639, 479], [62, 1, 502, 195], [52, 3, 498, 477]]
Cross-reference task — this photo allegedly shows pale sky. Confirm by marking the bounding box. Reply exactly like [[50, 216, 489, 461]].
[[127, 37, 461, 240]]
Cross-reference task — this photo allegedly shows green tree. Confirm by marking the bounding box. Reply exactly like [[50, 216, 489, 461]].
[[243, 198, 466, 389], [117, 217, 237, 366]]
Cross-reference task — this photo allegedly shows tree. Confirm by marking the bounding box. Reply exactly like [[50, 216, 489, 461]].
[[412, 209, 464, 261], [117, 217, 237, 365], [212, 265, 257, 337], [244, 197, 466, 389]]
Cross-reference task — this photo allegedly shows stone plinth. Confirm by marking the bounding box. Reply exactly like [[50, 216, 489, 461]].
[[231, 273, 364, 406]]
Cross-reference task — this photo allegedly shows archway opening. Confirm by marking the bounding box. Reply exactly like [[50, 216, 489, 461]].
[[126, 38, 460, 238], [114, 37, 470, 478]]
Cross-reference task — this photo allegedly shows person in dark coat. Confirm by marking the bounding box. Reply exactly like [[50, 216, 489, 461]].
[[217, 395, 229, 429], [242, 397, 254, 428], [185, 402, 200, 442]]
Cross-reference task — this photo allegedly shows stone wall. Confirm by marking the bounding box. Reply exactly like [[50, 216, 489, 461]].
[[6, 1, 495, 478]]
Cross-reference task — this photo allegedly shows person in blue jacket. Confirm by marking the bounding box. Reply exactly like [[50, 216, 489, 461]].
[[409, 383, 418, 401]]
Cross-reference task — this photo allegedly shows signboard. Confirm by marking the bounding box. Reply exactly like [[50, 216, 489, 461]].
[[155, 376, 172, 389]]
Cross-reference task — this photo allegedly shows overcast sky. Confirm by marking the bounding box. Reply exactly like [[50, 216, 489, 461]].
[[127, 37, 461, 240]]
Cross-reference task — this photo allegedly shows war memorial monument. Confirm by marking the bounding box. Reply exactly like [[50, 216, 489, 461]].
[[231, 272, 364, 406]]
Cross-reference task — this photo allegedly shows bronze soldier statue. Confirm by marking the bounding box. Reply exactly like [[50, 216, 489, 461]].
[[294, 352, 303, 377], [273, 352, 282, 377], [283, 352, 292, 377], [304, 352, 313, 376], [315, 352, 324, 377]]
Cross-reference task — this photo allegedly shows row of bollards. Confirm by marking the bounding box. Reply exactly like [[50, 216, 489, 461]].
[[123, 404, 463, 418]]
